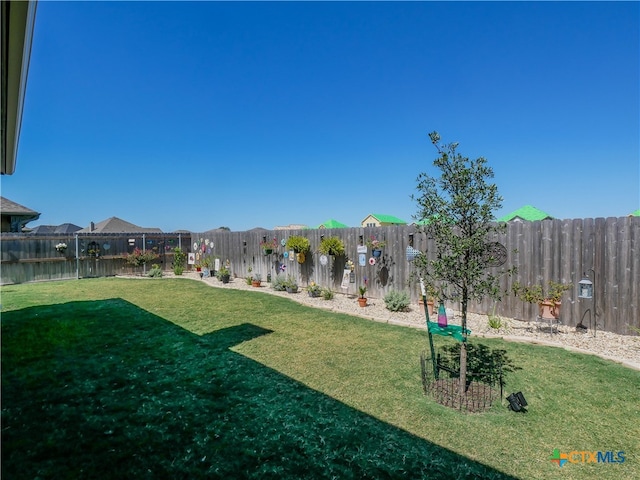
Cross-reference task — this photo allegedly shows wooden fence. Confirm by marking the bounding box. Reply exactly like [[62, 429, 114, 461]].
[[1, 216, 638, 335]]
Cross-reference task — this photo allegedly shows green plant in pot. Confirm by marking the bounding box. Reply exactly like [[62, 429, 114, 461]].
[[260, 237, 278, 255], [357, 285, 367, 307], [307, 281, 321, 297], [285, 235, 310, 253], [284, 275, 298, 293], [512, 280, 572, 319], [318, 236, 345, 256], [216, 266, 230, 283]]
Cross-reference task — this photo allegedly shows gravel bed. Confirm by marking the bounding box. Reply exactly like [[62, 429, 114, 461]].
[[149, 272, 640, 371]]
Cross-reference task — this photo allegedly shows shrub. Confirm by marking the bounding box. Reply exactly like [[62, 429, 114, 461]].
[[172, 247, 186, 275], [322, 288, 334, 300], [126, 247, 159, 267], [383, 290, 411, 312], [147, 265, 163, 278], [271, 274, 288, 291]]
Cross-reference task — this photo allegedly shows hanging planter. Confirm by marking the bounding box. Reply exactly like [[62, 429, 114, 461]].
[[372, 249, 382, 258], [285, 236, 311, 254], [318, 236, 345, 256]]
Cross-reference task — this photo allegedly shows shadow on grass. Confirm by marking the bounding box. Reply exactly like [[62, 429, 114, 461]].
[[2, 299, 517, 479]]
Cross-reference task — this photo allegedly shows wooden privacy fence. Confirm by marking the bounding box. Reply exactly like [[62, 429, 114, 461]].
[[1, 216, 638, 335]]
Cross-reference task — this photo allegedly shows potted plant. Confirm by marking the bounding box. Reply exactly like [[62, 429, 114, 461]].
[[365, 236, 386, 258], [252, 273, 262, 287], [216, 266, 231, 283], [55, 242, 67, 254], [512, 280, 572, 319], [419, 282, 438, 316], [260, 237, 278, 255], [318, 236, 345, 256], [357, 285, 368, 307], [285, 236, 311, 254], [202, 257, 213, 277], [284, 275, 298, 293], [307, 281, 321, 297]]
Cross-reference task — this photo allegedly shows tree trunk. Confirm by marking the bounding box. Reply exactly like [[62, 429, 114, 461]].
[[459, 289, 469, 397]]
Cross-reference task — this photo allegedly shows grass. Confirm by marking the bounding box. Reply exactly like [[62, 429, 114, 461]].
[[2, 278, 638, 479]]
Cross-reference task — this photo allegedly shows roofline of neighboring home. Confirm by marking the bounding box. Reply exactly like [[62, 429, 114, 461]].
[[1, 1, 38, 175]]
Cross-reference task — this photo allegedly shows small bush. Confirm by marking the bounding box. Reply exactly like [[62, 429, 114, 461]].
[[172, 247, 186, 275], [147, 265, 163, 278], [271, 274, 288, 291], [322, 288, 334, 300], [383, 290, 411, 312]]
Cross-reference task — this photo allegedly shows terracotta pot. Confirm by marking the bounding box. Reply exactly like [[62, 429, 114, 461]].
[[251, 280, 261, 287], [358, 297, 368, 307], [419, 299, 435, 316], [539, 300, 561, 319]]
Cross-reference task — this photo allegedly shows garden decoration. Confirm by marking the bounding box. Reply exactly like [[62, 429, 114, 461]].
[[406, 246, 420, 262], [578, 269, 599, 337], [420, 278, 471, 381], [55, 242, 67, 253]]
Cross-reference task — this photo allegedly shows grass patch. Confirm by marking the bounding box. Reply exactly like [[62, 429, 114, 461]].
[[2, 278, 639, 479]]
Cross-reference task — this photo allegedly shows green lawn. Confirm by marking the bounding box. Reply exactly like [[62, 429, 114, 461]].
[[1, 278, 638, 479]]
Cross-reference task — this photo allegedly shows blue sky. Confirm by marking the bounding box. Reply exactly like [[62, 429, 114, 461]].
[[3, 1, 639, 232]]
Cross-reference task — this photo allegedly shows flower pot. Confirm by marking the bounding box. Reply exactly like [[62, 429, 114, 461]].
[[419, 299, 434, 316], [252, 280, 261, 287], [263, 249, 273, 255], [308, 291, 320, 298], [539, 300, 560, 319], [372, 249, 382, 258], [220, 274, 230, 284], [358, 297, 367, 307], [286, 286, 298, 293]]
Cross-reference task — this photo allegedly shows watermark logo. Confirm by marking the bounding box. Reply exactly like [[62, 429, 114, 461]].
[[550, 449, 625, 467]]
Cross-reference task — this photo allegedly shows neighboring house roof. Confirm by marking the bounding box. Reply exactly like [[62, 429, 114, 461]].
[[76, 217, 162, 233], [631, 209, 640, 217], [30, 223, 82, 235], [363, 213, 407, 225], [1, 196, 38, 215], [317, 219, 348, 229], [0, 196, 40, 232], [497, 205, 553, 222]]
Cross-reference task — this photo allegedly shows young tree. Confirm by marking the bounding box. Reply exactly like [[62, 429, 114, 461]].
[[412, 131, 512, 396]]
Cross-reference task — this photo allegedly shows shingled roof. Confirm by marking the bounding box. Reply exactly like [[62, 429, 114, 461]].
[[0, 196, 40, 232], [76, 217, 162, 233]]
